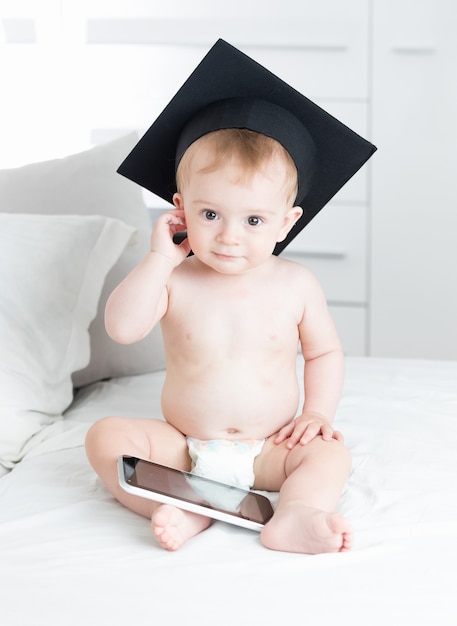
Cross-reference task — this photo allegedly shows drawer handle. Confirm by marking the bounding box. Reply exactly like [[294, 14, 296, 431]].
[[392, 45, 436, 55], [87, 20, 351, 51], [264, 44, 349, 52], [284, 249, 347, 260]]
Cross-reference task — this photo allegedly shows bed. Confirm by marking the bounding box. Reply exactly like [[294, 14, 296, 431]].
[[1, 135, 456, 626]]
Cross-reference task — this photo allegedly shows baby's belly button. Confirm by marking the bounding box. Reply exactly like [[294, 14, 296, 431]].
[[225, 428, 239, 435]]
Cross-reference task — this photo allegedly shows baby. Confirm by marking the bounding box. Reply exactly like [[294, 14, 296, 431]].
[[85, 40, 375, 554]]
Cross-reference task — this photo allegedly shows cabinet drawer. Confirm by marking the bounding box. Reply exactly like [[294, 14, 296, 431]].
[[82, 0, 369, 101], [84, 42, 369, 127], [282, 204, 367, 304], [329, 305, 366, 356], [299, 305, 366, 356]]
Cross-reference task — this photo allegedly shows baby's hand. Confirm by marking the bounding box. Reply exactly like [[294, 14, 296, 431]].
[[274, 412, 344, 449], [150, 209, 191, 267]]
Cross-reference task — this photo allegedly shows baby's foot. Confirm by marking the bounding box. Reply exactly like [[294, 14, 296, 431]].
[[261, 503, 353, 554], [151, 504, 211, 551]]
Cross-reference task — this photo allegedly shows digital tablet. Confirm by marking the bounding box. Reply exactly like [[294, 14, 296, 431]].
[[118, 455, 274, 531]]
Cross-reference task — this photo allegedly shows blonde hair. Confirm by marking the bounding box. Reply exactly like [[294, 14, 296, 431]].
[[176, 129, 298, 206]]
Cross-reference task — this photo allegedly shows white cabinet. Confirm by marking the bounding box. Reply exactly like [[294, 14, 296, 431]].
[[292, 0, 457, 360], [370, 0, 457, 359]]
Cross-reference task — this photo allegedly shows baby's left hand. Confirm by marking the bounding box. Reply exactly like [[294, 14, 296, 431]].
[[274, 412, 344, 449]]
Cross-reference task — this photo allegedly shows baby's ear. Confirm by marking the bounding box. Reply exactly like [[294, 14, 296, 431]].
[[173, 192, 184, 210], [277, 206, 303, 242]]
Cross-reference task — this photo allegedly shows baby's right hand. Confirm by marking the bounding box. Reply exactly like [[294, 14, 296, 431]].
[[150, 209, 191, 267]]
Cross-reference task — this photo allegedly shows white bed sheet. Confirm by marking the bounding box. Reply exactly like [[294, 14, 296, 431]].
[[1, 356, 456, 626]]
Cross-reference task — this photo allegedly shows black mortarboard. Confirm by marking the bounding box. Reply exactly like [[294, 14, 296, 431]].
[[118, 39, 376, 254]]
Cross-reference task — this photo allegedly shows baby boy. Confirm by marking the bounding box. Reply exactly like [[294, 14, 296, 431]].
[[85, 40, 375, 554]]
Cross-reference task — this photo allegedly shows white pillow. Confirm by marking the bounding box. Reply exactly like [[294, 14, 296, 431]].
[[0, 134, 166, 387], [0, 213, 135, 471]]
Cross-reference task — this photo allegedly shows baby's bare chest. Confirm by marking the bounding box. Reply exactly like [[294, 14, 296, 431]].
[[165, 282, 301, 355]]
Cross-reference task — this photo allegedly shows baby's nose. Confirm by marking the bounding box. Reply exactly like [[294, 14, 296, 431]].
[[216, 222, 240, 245]]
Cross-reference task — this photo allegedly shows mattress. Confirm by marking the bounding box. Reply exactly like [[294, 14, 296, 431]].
[[1, 356, 456, 626]]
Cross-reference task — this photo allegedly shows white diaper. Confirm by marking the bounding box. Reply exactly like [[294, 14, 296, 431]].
[[186, 437, 265, 490]]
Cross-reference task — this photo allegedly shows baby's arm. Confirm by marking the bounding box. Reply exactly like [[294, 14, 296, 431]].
[[105, 208, 190, 344], [276, 270, 345, 449]]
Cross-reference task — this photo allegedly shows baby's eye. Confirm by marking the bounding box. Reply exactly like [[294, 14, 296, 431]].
[[203, 210, 218, 221], [247, 216, 263, 226]]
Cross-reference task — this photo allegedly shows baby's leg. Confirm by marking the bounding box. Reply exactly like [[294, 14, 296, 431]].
[[85, 417, 210, 549], [254, 436, 352, 554]]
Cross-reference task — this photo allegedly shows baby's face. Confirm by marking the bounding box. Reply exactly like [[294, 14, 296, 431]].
[[174, 147, 302, 275]]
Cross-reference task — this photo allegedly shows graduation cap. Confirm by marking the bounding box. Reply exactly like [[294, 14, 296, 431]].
[[118, 39, 376, 254]]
